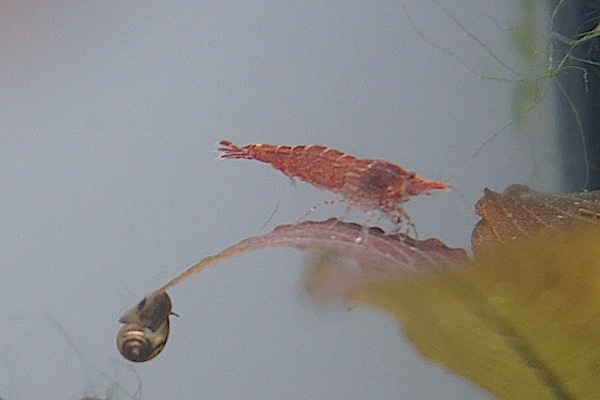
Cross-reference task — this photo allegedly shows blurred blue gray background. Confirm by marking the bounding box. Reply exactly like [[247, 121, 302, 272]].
[[0, 2, 565, 399]]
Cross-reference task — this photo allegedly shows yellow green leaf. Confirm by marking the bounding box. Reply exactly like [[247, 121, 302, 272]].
[[353, 228, 600, 400]]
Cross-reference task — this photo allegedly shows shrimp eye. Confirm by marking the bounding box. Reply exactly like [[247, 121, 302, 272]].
[[408, 171, 416, 179]]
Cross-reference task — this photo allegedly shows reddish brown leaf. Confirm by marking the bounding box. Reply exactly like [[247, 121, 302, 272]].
[[472, 184, 600, 253], [157, 218, 468, 292]]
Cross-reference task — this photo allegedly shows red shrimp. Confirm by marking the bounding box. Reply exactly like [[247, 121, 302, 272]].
[[218, 140, 452, 225]]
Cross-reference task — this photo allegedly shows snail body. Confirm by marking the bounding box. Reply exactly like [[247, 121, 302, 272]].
[[117, 290, 172, 362]]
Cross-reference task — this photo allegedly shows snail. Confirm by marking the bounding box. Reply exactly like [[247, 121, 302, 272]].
[[117, 290, 173, 362]]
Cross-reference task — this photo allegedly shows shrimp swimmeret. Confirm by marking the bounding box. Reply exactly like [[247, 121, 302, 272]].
[[218, 140, 452, 227]]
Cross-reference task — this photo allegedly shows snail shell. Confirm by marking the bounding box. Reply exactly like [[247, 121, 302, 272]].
[[117, 318, 169, 362], [117, 290, 172, 362]]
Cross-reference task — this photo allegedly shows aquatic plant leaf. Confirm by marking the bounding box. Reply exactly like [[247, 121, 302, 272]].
[[352, 228, 600, 400], [472, 184, 600, 253], [157, 218, 467, 292]]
